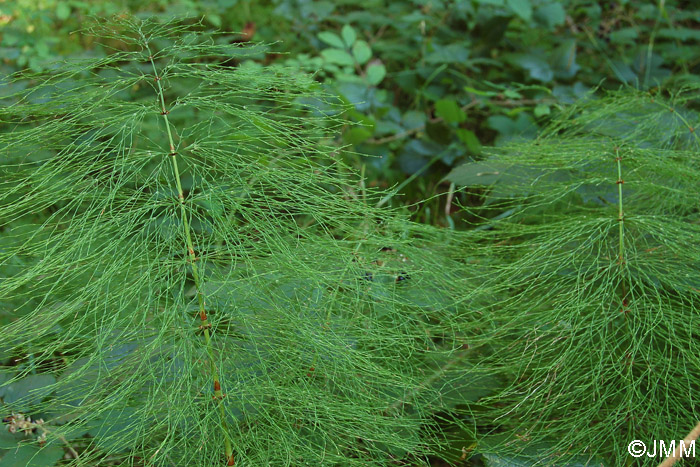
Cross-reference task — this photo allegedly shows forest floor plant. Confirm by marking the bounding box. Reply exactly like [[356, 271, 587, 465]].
[[0, 18, 479, 466], [448, 86, 700, 465], [3, 15, 700, 467]]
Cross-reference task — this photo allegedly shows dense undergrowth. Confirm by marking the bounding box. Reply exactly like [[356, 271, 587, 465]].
[[0, 16, 699, 467], [3, 0, 699, 224]]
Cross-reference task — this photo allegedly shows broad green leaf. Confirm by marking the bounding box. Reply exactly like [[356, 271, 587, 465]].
[[402, 110, 426, 129], [434, 425, 478, 465], [551, 39, 580, 79], [317, 31, 345, 49], [534, 103, 551, 117], [507, 0, 533, 21], [300, 1, 335, 19], [320, 49, 355, 66], [445, 161, 507, 186], [425, 43, 470, 64], [482, 452, 534, 466], [366, 63, 386, 85], [208, 14, 222, 28], [432, 365, 499, 408], [0, 445, 63, 466], [535, 2, 565, 29], [2, 374, 56, 411], [456, 129, 482, 154], [482, 446, 602, 467], [352, 40, 372, 65], [344, 127, 373, 145], [0, 429, 24, 449], [487, 113, 538, 144], [341, 24, 357, 47], [510, 53, 553, 82], [435, 99, 466, 123], [610, 27, 639, 44], [87, 406, 140, 451], [503, 88, 522, 99], [657, 27, 700, 41]]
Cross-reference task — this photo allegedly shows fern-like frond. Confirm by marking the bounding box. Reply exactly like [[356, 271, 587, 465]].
[[0, 18, 475, 466], [458, 87, 700, 465]]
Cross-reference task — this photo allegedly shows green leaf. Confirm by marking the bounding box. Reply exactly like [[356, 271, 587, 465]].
[[341, 24, 357, 47], [0, 445, 63, 466], [425, 43, 470, 64], [535, 2, 565, 29], [402, 110, 426, 129], [2, 374, 56, 411], [445, 161, 506, 186], [503, 88, 523, 99], [510, 53, 553, 82], [657, 27, 700, 41], [317, 31, 345, 49], [482, 452, 535, 466], [456, 129, 482, 154], [481, 442, 601, 467], [208, 14, 222, 28], [486, 113, 538, 144], [56, 3, 71, 20], [435, 99, 466, 124], [366, 63, 386, 85], [464, 86, 499, 97], [610, 27, 639, 44], [352, 40, 372, 65], [534, 103, 551, 117], [551, 39, 580, 79], [87, 406, 140, 451], [343, 127, 373, 145], [0, 429, 24, 449], [507, 0, 533, 21], [320, 49, 355, 66]]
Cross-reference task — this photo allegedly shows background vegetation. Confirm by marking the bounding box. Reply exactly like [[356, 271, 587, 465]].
[[0, 1, 699, 466], [2, 0, 699, 225]]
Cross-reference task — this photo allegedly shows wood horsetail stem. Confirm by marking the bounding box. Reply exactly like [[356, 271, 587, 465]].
[[145, 43, 235, 466]]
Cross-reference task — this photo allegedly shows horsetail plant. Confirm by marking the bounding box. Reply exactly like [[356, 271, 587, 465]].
[[448, 87, 700, 465], [0, 17, 479, 466], [4, 15, 700, 467], [144, 33, 233, 465]]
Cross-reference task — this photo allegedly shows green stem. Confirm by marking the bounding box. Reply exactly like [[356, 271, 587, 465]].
[[615, 147, 634, 442], [616, 149, 624, 264], [145, 45, 234, 466]]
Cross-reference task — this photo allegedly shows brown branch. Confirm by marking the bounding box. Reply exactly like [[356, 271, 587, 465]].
[[657, 421, 700, 467]]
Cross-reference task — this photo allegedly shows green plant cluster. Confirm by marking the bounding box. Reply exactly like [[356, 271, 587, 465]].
[[1, 7, 699, 467], [2, 1, 699, 224], [0, 19, 481, 466], [450, 86, 700, 465]]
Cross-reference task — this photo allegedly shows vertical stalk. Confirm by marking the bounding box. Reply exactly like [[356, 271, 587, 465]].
[[145, 45, 234, 466], [616, 148, 625, 266], [615, 146, 634, 445]]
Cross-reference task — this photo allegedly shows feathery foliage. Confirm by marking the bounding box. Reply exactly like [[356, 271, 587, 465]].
[[0, 18, 478, 466], [3, 15, 700, 467], [451, 87, 700, 465]]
